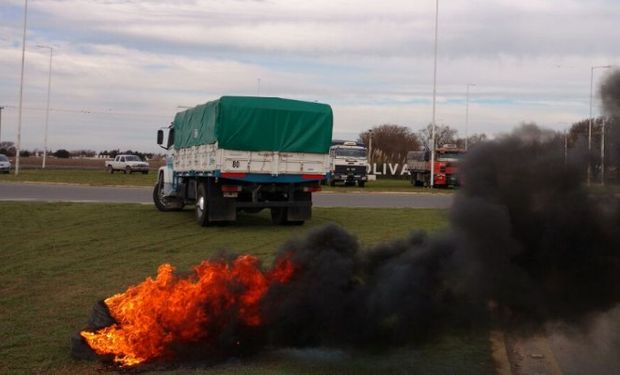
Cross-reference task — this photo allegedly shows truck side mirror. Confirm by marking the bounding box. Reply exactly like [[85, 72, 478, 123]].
[[157, 130, 164, 145], [167, 129, 175, 149]]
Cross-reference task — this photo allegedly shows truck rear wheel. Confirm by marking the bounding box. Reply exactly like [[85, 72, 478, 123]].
[[107, 166, 114, 174], [195, 183, 210, 226]]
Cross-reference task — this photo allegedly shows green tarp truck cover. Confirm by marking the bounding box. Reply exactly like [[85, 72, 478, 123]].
[[173, 96, 333, 153]]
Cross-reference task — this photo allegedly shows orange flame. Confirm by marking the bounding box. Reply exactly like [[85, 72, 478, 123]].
[[80, 255, 295, 367]]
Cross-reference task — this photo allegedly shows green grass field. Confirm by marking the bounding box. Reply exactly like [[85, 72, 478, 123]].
[[0, 203, 493, 375], [0, 168, 157, 187], [0, 169, 454, 194]]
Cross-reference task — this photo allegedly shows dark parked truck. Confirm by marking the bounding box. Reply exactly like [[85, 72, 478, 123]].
[[407, 144, 465, 187], [154, 96, 333, 226]]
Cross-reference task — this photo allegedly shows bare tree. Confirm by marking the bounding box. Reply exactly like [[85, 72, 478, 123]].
[[456, 133, 488, 149], [0, 141, 16, 156], [418, 123, 458, 149], [359, 124, 420, 167]]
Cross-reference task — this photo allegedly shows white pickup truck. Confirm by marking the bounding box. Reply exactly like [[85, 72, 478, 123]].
[[105, 154, 149, 174]]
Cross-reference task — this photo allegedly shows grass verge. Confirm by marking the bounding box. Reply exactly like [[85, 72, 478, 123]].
[[0, 169, 455, 194], [0, 169, 157, 187], [0, 203, 493, 375]]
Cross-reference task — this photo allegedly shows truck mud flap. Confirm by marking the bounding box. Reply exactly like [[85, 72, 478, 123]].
[[287, 206, 311, 221], [208, 197, 236, 221]]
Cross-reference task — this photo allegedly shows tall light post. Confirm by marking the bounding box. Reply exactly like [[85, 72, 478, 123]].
[[37, 45, 53, 169], [601, 117, 606, 185], [0, 106, 4, 144], [16, 0, 29, 176], [430, 0, 439, 188], [588, 65, 611, 185], [465, 83, 476, 151], [368, 129, 373, 167]]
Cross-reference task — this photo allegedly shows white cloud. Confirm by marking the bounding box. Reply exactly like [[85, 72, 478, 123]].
[[0, 0, 619, 152]]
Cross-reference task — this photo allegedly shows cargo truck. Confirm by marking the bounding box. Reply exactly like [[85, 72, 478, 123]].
[[407, 144, 465, 187], [326, 140, 369, 187], [153, 96, 333, 226]]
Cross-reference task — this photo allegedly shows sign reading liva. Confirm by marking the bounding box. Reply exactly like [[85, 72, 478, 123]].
[[368, 163, 410, 176]]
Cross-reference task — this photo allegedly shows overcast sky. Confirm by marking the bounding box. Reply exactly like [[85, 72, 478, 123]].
[[1, 0, 619, 153]]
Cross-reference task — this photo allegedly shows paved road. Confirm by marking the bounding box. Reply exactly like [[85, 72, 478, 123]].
[[0, 182, 453, 208]]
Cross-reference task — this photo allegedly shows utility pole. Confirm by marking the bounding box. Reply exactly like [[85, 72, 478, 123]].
[[588, 65, 612, 185], [564, 130, 568, 167], [37, 45, 53, 169], [368, 129, 373, 168], [465, 83, 476, 151], [601, 117, 606, 185], [430, 0, 439, 188], [0, 106, 4, 144], [16, 0, 29, 175]]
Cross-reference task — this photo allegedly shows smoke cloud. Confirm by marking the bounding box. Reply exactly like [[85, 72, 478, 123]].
[[75, 73, 620, 366], [262, 75, 620, 347]]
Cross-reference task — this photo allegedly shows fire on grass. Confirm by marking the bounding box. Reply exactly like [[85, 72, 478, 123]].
[[79, 255, 295, 367]]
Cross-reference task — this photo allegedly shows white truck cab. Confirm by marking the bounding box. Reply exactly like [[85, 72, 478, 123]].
[[327, 141, 369, 187]]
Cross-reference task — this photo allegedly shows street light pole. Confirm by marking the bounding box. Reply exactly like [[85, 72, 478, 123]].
[[430, 0, 439, 188], [465, 83, 476, 151], [16, 0, 29, 176], [588, 65, 611, 185], [0, 106, 4, 144], [601, 117, 606, 185], [368, 129, 373, 171], [37, 45, 53, 169]]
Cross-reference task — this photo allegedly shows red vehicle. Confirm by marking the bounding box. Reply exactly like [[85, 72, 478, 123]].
[[407, 144, 465, 187]]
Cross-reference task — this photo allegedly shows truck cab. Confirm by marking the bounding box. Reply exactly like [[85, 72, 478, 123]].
[[407, 144, 465, 187], [327, 141, 369, 187]]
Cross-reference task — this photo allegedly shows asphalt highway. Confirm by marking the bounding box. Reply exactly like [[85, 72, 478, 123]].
[[0, 182, 453, 208]]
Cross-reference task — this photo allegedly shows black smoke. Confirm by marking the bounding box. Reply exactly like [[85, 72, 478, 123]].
[[260, 74, 620, 348], [75, 73, 620, 366], [601, 69, 620, 172]]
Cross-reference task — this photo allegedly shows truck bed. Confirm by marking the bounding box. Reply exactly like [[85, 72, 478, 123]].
[[173, 144, 328, 179]]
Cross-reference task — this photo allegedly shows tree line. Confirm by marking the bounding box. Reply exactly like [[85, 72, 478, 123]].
[[357, 118, 618, 183], [0, 142, 158, 160]]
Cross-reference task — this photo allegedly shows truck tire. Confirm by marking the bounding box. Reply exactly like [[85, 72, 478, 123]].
[[153, 181, 184, 212], [195, 183, 210, 226], [358, 180, 365, 187], [125, 166, 132, 174], [107, 165, 114, 174]]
